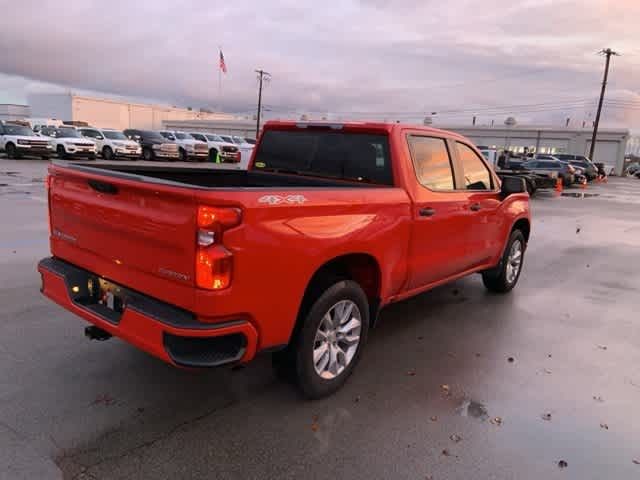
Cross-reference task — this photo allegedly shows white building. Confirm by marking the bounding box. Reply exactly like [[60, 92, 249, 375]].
[[28, 93, 237, 131], [443, 125, 630, 174], [0, 104, 31, 121]]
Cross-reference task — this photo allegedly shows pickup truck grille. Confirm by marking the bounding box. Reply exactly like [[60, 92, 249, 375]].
[[161, 143, 179, 153], [74, 143, 94, 147], [125, 145, 138, 151], [221, 145, 238, 153]]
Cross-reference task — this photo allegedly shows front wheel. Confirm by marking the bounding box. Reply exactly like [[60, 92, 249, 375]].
[[142, 147, 154, 161], [179, 148, 187, 162], [102, 146, 114, 160], [287, 280, 369, 399], [56, 145, 68, 159], [6, 143, 19, 159], [482, 230, 526, 293]]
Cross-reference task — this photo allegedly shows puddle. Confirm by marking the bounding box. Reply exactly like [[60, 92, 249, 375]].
[[456, 398, 489, 421], [561, 192, 600, 198]]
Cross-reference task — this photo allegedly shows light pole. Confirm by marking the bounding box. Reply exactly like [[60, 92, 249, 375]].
[[255, 69, 271, 139]]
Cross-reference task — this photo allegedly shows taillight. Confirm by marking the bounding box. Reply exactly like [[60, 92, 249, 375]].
[[195, 206, 241, 290]]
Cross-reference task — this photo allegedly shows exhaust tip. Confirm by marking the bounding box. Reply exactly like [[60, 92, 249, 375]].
[[85, 325, 112, 341]]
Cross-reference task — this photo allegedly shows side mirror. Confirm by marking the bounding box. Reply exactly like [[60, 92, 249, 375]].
[[500, 176, 526, 197], [96, 135, 104, 140]]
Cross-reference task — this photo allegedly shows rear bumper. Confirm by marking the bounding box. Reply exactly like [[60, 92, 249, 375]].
[[38, 257, 258, 367]]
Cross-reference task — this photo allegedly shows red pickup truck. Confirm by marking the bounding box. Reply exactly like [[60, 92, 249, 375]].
[[38, 121, 530, 398]]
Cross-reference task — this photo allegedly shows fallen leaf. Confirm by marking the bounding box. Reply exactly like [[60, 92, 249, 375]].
[[312, 414, 319, 422], [507, 357, 515, 363], [475, 353, 481, 358], [425, 476, 433, 480], [311, 422, 319, 432], [354, 396, 361, 403], [447, 352, 456, 358], [548, 354, 553, 358], [597, 345, 607, 350], [558, 460, 568, 469], [586, 264, 590, 268], [543, 368, 552, 374], [600, 423, 609, 430], [417, 336, 424, 340], [490, 417, 503, 426], [450, 434, 462, 443], [633, 459, 640, 465], [430, 416, 438, 422], [136, 407, 145, 413], [441, 384, 450, 394], [407, 370, 416, 376], [441, 449, 451, 456], [576, 227, 581, 234], [541, 413, 552, 421], [593, 396, 604, 403]]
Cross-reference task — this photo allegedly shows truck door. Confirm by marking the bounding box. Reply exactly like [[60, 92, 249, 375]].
[[453, 141, 503, 267], [405, 135, 472, 289]]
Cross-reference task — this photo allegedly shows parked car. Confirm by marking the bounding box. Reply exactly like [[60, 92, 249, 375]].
[[38, 120, 531, 399], [625, 162, 640, 176], [244, 138, 256, 145], [188, 132, 240, 163], [0, 121, 53, 159], [123, 129, 179, 161], [158, 131, 209, 162], [523, 159, 575, 186], [553, 154, 598, 181], [78, 127, 141, 160], [40, 126, 97, 159]]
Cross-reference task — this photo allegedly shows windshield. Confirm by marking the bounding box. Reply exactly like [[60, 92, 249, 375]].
[[219, 135, 234, 143], [205, 134, 224, 142], [3, 125, 34, 136], [160, 132, 176, 141], [103, 130, 127, 140], [244, 138, 256, 145], [232, 136, 245, 144], [56, 128, 82, 138], [253, 130, 393, 185], [175, 133, 193, 140]]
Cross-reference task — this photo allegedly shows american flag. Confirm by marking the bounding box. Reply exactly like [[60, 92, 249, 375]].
[[219, 50, 227, 74]]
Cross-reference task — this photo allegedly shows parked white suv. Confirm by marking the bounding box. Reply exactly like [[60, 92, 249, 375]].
[[188, 132, 240, 163], [0, 122, 53, 159], [158, 131, 209, 162], [39, 126, 97, 159], [78, 127, 141, 160]]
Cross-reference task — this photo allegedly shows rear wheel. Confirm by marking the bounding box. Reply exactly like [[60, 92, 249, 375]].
[[102, 146, 114, 160], [142, 147, 154, 161], [275, 280, 369, 399], [482, 230, 526, 293]]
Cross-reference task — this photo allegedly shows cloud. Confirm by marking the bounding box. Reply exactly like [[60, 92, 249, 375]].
[[0, 0, 638, 129]]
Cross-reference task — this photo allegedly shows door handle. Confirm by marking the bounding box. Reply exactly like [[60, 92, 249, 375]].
[[419, 207, 436, 217], [469, 203, 481, 211]]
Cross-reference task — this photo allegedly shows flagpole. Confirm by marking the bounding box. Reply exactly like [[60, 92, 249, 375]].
[[218, 47, 222, 110]]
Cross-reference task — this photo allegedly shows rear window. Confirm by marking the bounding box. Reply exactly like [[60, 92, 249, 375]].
[[253, 130, 393, 185]]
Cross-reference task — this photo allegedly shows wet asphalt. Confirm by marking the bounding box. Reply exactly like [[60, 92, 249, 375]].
[[1, 158, 640, 479]]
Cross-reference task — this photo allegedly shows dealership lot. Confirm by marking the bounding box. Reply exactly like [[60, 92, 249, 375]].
[[2, 158, 640, 479]]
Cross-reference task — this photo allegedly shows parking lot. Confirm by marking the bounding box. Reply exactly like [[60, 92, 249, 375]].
[[2, 157, 640, 479]]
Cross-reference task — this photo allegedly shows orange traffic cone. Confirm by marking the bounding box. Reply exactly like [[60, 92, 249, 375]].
[[580, 179, 587, 189], [555, 177, 563, 193]]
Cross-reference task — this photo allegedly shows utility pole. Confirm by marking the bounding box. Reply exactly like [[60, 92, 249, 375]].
[[589, 48, 619, 160], [255, 69, 271, 139]]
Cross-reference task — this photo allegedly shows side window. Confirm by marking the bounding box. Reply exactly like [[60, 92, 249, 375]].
[[82, 129, 96, 138], [456, 142, 492, 190], [192, 133, 205, 142], [407, 136, 455, 190]]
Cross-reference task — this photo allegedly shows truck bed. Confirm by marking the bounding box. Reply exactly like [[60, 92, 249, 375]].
[[65, 162, 387, 189]]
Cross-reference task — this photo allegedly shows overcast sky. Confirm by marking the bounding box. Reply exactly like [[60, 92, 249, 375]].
[[0, 0, 638, 129]]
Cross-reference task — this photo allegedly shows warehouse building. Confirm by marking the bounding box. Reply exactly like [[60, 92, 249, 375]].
[[28, 93, 236, 131], [0, 104, 31, 121], [162, 118, 257, 138], [444, 125, 630, 174]]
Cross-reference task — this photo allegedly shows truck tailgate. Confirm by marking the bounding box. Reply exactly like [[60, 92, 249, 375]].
[[48, 164, 197, 311]]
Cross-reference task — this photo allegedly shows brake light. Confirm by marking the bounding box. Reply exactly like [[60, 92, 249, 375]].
[[195, 206, 241, 290]]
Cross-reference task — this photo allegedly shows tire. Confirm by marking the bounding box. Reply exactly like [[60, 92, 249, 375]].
[[56, 145, 68, 159], [5, 143, 18, 159], [142, 147, 154, 161], [179, 148, 187, 162], [209, 148, 219, 163], [286, 280, 369, 399], [482, 229, 526, 293], [102, 146, 114, 160]]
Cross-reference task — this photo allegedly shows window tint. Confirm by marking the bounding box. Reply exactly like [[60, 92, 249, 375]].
[[191, 133, 206, 142], [456, 142, 492, 190], [254, 130, 393, 185], [407, 136, 454, 190], [80, 129, 97, 138]]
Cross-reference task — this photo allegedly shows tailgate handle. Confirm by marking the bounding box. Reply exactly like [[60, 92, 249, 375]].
[[88, 179, 118, 195]]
